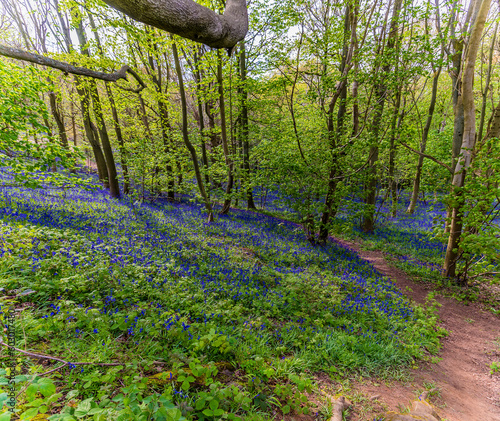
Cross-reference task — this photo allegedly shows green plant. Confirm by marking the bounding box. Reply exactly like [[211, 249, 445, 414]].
[[489, 362, 500, 375]]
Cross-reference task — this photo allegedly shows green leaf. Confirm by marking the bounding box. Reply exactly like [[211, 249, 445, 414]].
[[20, 407, 39, 420], [202, 409, 214, 417], [38, 378, 56, 398], [65, 390, 79, 400], [209, 400, 219, 411], [0, 412, 12, 421], [282, 405, 291, 414], [88, 408, 103, 415], [28, 398, 45, 408], [75, 399, 92, 418], [46, 393, 63, 404], [26, 384, 39, 401]]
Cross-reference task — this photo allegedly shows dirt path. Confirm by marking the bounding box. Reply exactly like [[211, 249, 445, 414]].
[[332, 238, 500, 421]]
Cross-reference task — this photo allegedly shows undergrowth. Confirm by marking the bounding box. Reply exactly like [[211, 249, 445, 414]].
[[0, 181, 445, 420]]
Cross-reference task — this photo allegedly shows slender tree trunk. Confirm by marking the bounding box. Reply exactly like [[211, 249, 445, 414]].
[[70, 97, 77, 146], [407, 67, 442, 214], [318, 4, 352, 243], [145, 42, 175, 199], [75, 83, 108, 182], [363, 0, 403, 232], [388, 89, 402, 217], [106, 83, 129, 195], [193, 50, 211, 187], [88, 11, 129, 194], [48, 90, 69, 150], [239, 41, 256, 209], [172, 39, 214, 222], [443, 0, 492, 281], [217, 50, 234, 214], [75, 19, 120, 198], [478, 20, 498, 142], [88, 80, 121, 198], [444, 5, 466, 234]]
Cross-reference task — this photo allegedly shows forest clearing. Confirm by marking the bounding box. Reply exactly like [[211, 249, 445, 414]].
[[1, 0, 500, 420]]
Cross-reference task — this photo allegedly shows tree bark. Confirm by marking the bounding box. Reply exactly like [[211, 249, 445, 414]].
[[192, 49, 211, 188], [0, 44, 144, 90], [407, 67, 441, 214], [318, 4, 352, 243], [239, 41, 256, 210], [75, 83, 108, 182], [172, 38, 214, 222], [443, 0, 492, 281], [75, 19, 121, 199], [218, 50, 234, 214], [478, 20, 498, 142], [100, 0, 248, 49], [88, 11, 130, 195], [362, 0, 403, 233]]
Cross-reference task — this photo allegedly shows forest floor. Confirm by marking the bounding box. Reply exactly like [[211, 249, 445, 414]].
[[333, 237, 500, 421]]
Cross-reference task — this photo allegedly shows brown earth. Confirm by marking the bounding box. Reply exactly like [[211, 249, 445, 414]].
[[331, 238, 500, 421]]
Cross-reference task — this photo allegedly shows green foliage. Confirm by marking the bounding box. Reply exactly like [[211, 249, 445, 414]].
[[488, 362, 500, 375], [452, 137, 500, 282], [0, 60, 90, 190]]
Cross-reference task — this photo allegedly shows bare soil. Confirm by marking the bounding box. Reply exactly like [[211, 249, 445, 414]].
[[332, 238, 500, 421]]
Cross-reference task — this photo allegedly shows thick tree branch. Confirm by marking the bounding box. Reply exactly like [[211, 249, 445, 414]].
[[100, 0, 248, 49], [0, 44, 146, 92], [399, 140, 453, 173]]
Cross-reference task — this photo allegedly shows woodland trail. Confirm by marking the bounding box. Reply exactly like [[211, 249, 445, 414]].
[[333, 238, 500, 421]]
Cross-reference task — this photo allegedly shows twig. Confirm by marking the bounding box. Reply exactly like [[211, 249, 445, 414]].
[[38, 364, 68, 377]]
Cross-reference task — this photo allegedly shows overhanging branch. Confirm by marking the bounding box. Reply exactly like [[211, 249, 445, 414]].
[[0, 44, 146, 92], [100, 0, 248, 49]]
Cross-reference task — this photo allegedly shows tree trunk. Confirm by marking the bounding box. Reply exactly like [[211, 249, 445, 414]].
[[88, 11, 129, 194], [388, 89, 402, 217], [239, 41, 256, 209], [362, 0, 403, 232], [318, 4, 352, 243], [443, 0, 492, 281], [407, 67, 441, 214], [193, 49, 211, 187], [217, 50, 234, 214], [75, 84, 108, 182], [75, 19, 120, 198], [48, 90, 69, 150], [478, 20, 498, 142], [172, 38, 214, 222]]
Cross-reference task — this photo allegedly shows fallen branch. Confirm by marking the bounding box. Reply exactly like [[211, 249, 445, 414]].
[[0, 44, 146, 93], [0, 338, 122, 370]]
